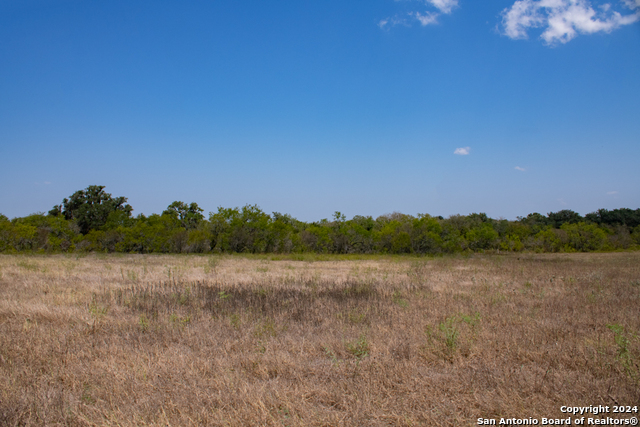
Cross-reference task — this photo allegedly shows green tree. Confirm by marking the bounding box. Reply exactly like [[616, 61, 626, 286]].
[[49, 185, 132, 234], [374, 215, 412, 254], [344, 215, 376, 254], [586, 208, 640, 229], [208, 205, 271, 253], [411, 214, 443, 254], [518, 213, 549, 234], [269, 212, 303, 253], [534, 227, 563, 252], [300, 221, 333, 253], [631, 225, 640, 246], [466, 223, 499, 251], [162, 201, 204, 230], [561, 222, 608, 252], [547, 210, 582, 228]]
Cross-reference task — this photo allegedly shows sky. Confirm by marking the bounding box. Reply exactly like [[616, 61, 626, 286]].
[[1, 0, 639, 222]]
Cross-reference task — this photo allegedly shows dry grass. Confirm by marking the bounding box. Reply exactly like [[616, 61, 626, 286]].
[[1, 252, 639, 426]]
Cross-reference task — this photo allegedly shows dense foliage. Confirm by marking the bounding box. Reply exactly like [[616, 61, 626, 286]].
[[1, 186, 639, 254]]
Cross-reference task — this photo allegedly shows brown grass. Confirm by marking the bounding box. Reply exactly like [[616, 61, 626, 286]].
[[1, 252, 639, 426]]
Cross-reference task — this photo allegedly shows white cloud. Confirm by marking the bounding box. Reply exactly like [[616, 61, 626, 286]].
[[623, 0, 640, 8], [607, 190, 619, 195], [500, 0, 640, 44], [514, 166, 526, 171], [454, 147, 470, 155], [380, 0, 459, 29], [427, 0, 459, 14], [378, 15, 411, 29], [414, 11, 439, 25]]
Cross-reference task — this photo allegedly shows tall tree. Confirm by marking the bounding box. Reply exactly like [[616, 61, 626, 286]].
[[547, 210, 583, 228], [49, 185, 132, 234], [162, 201, 204, 230]]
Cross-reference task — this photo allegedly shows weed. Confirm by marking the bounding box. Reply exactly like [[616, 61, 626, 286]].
[[323, 346, 339, 366], [178, 286, 191, 305], [459, 312, 481, 332], [348, 308, 368, 324], [139, 314, 149, 332], [607, 323, 639, 382], [229, 313, 241, 328], [608, 324, 629, 357], [254, 318, 277, 338], [427, 312, 482, 359], [204, 257, 218, 274], [17, 260, 39, 271], [439, 316, 460, 352], [392, 290, 409, 308], [346, 334, 370, 360], [126, 270, 138, 282], [89, 296, 108, 319], [81, 384, 95, 405], [169, 313, 191, 327], [342, 281, 375, 299]]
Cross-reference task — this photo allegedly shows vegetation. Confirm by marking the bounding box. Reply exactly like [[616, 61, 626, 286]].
[[1, 253, 638, 425], [2, 185, 640, 254]]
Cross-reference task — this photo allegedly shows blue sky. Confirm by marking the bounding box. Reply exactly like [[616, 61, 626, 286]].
[[1, 0, 639, 221]]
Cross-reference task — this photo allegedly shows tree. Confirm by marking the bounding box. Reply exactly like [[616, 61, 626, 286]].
[[547, 210, 582, 228], [208, 205, 270, 253], [49, 185, 132, 234], [586, 208, 640, 229], [162, 201, 204, 230], [518, 213, 549, 233]]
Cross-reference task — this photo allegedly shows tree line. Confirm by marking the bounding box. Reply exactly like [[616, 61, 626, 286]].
[[1, 185, 639, 254]]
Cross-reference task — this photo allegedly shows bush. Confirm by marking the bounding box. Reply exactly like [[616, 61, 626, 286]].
[[561, 222, 608, 252]]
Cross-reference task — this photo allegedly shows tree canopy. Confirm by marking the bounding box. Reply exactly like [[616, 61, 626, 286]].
[[48, 185, 132, 234], [0, 185, 631, 254]]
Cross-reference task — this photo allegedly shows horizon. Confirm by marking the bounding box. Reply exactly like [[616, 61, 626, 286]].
[[1, 0, 639, 222]]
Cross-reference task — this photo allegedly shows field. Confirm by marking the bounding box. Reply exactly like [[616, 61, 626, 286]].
[[1, 252, 639, 426]]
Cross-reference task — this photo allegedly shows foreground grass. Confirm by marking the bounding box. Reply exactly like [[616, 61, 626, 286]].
[[0, 253, 639, 426]]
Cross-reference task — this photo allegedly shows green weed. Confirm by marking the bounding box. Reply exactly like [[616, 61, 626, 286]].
[[607, 323, 639, 381], [89, 296, 108, 319], [392, 290, 409, 308], [346, 334, 370, 360], [139, 314, 149, 332], [254, 318, 277, 338]]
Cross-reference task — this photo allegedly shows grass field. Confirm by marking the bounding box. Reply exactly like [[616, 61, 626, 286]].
[[1, 252, 639, 426]]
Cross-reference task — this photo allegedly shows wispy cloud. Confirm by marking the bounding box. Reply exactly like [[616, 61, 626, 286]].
[[500, 0, 640, 45], [413, 11, 439, 26], [514, 166, 526, 171], [379, 15, 410, 29], [607, 190, 619, 195], [379, 0, 459, 29], [454, 147, 470, 155], [427, 0, 459, 14]]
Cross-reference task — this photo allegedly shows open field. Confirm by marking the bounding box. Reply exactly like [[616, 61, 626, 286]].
[[1, 252, 639, 426]]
